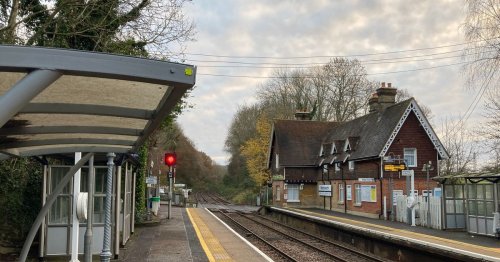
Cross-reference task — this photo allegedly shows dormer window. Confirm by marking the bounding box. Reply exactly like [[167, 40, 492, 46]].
[[331, 144, 337, 154], [319, 145, 324, 157], [344, 139, 351, 152]]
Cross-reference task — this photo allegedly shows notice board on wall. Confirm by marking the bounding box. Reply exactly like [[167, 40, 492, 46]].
[[361, 185, 377, 202]]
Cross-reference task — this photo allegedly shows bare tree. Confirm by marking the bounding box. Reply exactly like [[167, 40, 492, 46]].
[[395, 88, 433, 119], [439, 117, 479, 175], [257, 58, 373, 122], [463, 0, 500, 90]]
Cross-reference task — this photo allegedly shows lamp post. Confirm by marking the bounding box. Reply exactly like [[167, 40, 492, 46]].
[[422, 161, 434, 227]]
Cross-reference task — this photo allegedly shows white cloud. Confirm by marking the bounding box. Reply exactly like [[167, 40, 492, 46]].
[[179, 1, 482, 165]]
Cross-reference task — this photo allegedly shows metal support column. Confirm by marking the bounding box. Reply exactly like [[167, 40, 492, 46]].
[[20, 153, 94, 262], [100, 153, 115, 262], [114, 165, 122, 258], [71, 152, 82, 262], [0, 69, 61, 127], [84, 155, 95, 262]]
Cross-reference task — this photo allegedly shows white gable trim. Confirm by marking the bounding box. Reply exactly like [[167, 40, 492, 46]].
[[379, 100, 449, 159]]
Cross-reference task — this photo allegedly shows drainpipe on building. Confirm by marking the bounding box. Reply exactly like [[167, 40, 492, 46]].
[[341, 165, 347, 214], [376, 160, 384, 219]]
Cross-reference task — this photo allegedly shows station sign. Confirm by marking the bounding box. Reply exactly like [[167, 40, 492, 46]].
[[384, 164, 406, 172], [318, 185, 332, 197], [146, 176, 157, 185]]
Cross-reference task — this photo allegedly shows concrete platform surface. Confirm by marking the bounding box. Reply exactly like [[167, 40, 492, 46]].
[[278, 207, 500, 262], [116, 205, 271, 262]]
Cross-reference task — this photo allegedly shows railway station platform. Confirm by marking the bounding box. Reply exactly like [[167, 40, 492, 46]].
[[117, 204, 271, 262], [269, 207, 500, 262]]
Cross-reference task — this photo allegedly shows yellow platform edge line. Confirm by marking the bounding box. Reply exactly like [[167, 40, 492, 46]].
[[289, 208, 500, 253], [186, 208, 217, 262]]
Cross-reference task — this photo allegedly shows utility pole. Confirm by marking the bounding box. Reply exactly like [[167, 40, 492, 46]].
[[422, 161, 434, 227]]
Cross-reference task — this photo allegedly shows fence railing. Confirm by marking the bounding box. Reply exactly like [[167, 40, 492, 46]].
[[395, 195, 442, 229]]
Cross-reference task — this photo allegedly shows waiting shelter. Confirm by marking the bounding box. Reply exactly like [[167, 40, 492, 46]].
[[0, 45, 196, 261], [434, 173, 500, 237]]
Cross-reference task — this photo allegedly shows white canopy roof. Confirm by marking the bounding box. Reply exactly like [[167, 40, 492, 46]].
[[0, 45, 196, 159]]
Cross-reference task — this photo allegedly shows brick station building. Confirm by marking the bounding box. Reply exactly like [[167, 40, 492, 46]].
[[267, 83, 449, 219]]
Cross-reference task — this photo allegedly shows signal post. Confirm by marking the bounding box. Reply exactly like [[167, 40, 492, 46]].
[[165, 153, 177, 219]]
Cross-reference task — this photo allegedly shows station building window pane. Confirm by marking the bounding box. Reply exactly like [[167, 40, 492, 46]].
[[287, 184, 299, 202], [468, 185, 476, 199]]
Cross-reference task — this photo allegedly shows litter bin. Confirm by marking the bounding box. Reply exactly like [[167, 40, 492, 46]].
[[150, 197, 160, 216]]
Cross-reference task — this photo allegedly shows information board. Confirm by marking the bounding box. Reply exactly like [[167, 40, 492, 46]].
[[392, 190, 403, 206], [361, 185, 376, 202]]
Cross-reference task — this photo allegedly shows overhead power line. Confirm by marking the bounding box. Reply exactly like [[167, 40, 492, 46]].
[[183, 37, 499, 60], [198, 61, 469, 79]]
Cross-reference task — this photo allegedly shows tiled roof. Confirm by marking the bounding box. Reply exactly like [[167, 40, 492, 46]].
[[272, 99, 414, 167], [323, 99, 413, 161], [274, 120, 340, 166]]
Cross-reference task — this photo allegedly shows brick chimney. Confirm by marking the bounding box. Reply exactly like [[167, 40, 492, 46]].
[[294, 109, 313, 120], [368, 93, 380, 113], [375, 82, 397, 111]]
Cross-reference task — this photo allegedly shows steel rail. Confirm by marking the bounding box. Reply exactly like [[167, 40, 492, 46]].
[[217, 211, 298, 262], [252, 213, 388, 262], [234, 212, 352, 262]]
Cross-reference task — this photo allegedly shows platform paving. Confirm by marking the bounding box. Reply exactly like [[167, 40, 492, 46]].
[[116, 205, 206, 262]]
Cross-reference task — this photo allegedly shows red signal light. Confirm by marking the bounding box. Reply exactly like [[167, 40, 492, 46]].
[[164, 153, 176, 166]]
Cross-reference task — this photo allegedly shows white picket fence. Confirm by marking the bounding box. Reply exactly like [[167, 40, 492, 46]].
[[395, 195, 442, 229]]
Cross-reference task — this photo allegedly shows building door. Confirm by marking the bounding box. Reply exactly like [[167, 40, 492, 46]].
[[443, 184, 466, 229], [467, 183, 495, 236]]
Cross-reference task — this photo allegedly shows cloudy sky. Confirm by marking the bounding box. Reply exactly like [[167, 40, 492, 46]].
[[176, 1, 480, 165]]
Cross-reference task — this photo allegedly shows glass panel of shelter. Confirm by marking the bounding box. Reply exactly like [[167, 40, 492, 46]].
[[467, 183, 495, 235], [444, 184, 466, 229], [48, 166, 107, 225]]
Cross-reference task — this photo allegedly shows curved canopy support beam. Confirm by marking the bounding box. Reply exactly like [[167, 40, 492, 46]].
[[0, 69, 62, 128]]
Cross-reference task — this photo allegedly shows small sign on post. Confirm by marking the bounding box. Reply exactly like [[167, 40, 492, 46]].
[[146, 176, 157, 185], [401, 170, 414, 176]]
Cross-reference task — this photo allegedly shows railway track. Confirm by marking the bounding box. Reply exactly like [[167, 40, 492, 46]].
[[193, 192, 387, 261], [215, 210, 387, 262]]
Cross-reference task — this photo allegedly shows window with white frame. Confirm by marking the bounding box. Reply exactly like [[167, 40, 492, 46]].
[[331, 144, 337, 154], [404, 148, 417, 167], [287, 184, 300, 202], [349, 160, 355, 170], [276, 185, 281, 201], [344, 139, 351, 152], [339, 183, 344, 203], [335, 163, 340, 172], [355, 184, 362, 205]]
